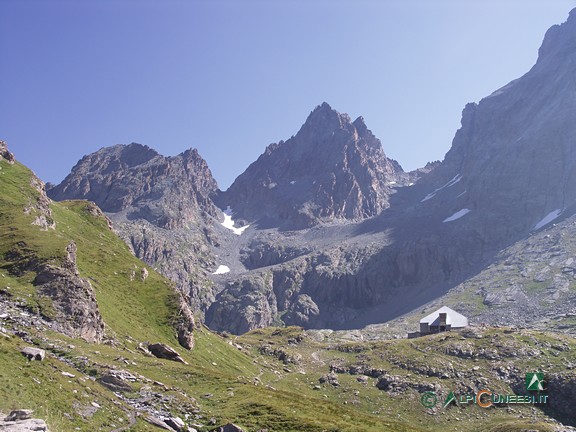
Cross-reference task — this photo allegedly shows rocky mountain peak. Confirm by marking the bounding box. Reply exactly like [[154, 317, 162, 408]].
[[219, 103, 403, 228], [48, 144, 219, 228], [302, 102, 351, 134]]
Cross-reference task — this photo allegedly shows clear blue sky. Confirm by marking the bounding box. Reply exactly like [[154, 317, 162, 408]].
[[1, 0, 575, 189]]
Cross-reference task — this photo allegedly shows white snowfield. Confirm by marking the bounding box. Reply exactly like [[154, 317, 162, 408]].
[[221, 206, 249, 235], [443, 208, 471, 223], [533, 209, 562, 230], [212, 265, 230, 275], [421, 174, 462, 202]]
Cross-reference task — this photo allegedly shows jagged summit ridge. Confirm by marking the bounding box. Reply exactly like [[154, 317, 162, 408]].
[[220, 102, 404, 228], [48, 143, 219, 228]]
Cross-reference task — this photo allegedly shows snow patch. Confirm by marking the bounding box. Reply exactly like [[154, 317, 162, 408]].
[[221, 206, 250, 235], [533, 209, 562, 230], [290, 181, 296, 185], [212, 265, 230, 275], [421, 174, 462, 202], [267, 182, 277, 189], [443, 208, 471, 223]]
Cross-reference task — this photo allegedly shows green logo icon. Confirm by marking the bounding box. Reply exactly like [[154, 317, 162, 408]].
[[420, 391, 437, 408], [443, 391, 456, 408], [526, 372, 545, 391]]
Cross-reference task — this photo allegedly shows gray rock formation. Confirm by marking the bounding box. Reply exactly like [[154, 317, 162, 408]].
[[0, 140, 15, 164], [219, 102, 404, 229], [33, 242, 105, 343], [206, 274, 278, 334], [147, 343, 188, 364], [212, 424, 245, 432], [174, 292, 196, 350], [144, 415, 175, 431], [97, 374, 134, 393], [20, 347, 45, 361], [24, 176, 55, 231], [0, 410, 49, 432], [208, 9, 576, 333], [418, 8, 576, 248]]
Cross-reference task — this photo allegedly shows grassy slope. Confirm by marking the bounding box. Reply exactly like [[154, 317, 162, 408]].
[[237, 326, 568, 432], [0, 159, 422, 431]]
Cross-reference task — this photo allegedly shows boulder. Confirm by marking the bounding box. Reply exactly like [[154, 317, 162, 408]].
[[0, 419, 48, 431], [97, 374, 133, 393], [0, 409, 49, 432], [212, 424, 245, 432], [5, 410, 34, 421], [20, 347, 45, 361], [165, 417, 186, 431], [319, 372, 339, 387], [147, 343, 188, 364], [175, 295, 196, 350], [144, 415, 176, 431]]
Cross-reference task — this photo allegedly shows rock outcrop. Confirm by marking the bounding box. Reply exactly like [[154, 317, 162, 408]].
[[19, 153, 56, 231], [0, 410, 49, 432], [0, 140, 15, 164], [33, 242, 105, 343], [175, 293, 196, 350], [206, 274, 278, 334]]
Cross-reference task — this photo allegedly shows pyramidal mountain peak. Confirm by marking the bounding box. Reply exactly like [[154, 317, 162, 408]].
[[303, 101, 351, 130], [219, 102, 404, 228], [297, 102, 373, 147]]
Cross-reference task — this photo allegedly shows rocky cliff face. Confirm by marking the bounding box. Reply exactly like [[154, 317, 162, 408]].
[[417, 8, 576, 247], [219, 103, 404, 229], [32, 242, 105, 343]]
